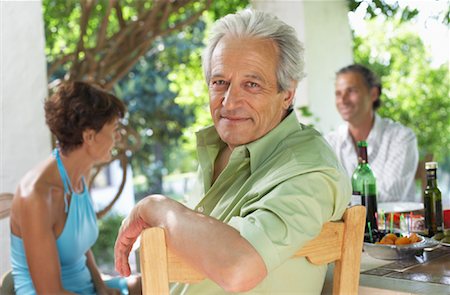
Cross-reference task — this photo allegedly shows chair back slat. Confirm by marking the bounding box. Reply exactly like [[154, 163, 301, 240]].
[[0, 193, 13, 220], [140, 228, 170, 295], [295, 222, 344, 265], [333, 205, 366, 295], [0, 193, 15, 293], [139, 205, 366, 295]]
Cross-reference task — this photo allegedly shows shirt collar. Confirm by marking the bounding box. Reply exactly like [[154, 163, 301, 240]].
[[195, 111, 302, 173], [341, 113, 380, 156], [367, 113, 381, 142], [247, 111, 301, 172]]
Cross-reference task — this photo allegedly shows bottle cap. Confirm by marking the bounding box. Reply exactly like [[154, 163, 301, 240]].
[[357, 141, 368, 147], [425, 162, 438, 170]]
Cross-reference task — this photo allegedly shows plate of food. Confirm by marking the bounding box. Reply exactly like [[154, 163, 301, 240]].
[[363, 231, 439, 260]]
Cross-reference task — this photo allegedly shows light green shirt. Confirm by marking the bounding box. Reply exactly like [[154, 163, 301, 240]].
[[172, 111, 351, 295]]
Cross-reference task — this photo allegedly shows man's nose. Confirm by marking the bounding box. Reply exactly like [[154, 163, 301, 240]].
[[222, 83, 243, 108], [337, 92, 348, 103]]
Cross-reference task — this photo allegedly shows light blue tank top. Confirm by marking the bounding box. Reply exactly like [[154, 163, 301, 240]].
[[11, 149, 99, 294]]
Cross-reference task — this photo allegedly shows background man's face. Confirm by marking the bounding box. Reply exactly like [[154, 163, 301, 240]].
[[335, 72, 376, 125], [208, 36, 293, 149]]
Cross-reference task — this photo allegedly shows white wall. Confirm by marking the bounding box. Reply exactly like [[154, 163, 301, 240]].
[[0, 0, 50, 276], [252, 0, 353, 133]]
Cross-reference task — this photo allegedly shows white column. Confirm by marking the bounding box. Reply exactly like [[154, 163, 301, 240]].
[[0, 0, 50, 276], [251, 0, 353, 133]]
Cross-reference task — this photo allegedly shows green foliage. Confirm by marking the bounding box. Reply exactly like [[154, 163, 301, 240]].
[[114, 22, 204, 195], [296, 106, 319, 128], [348, 0, 419, 22], [353, 19, 450, 161], [92, 213, 124, 267], [208, 0, 251, 19], [44, 0, 215, 85]]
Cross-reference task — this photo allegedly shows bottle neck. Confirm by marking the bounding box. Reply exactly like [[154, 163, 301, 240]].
[[426, 168, 438, 186], [357, 146, 368, 164]]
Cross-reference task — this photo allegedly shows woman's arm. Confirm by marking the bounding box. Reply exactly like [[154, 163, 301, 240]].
[[86, 250, 120, 295], [17, 188, 75, 294]]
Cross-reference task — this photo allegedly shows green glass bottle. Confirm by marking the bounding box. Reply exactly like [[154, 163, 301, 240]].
[[351, 141, 378, 234], [423, 162, 443, 237]]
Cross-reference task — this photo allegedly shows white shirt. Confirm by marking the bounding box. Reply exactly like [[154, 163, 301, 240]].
[[325, 114, 419, 203]]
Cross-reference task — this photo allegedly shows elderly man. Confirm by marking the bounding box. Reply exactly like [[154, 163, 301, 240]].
[[115, 9, 350, 294], [325, 64, 419, 203]]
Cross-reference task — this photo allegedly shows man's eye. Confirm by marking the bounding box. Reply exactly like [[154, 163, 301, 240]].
[[246, 82, 259, 88], [211, 80, 227, 86]]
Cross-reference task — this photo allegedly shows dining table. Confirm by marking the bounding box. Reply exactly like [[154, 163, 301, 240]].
[[322, 242, 450, 294]]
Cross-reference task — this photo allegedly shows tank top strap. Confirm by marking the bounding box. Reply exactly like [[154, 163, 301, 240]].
[[53, 148, 72, 213]]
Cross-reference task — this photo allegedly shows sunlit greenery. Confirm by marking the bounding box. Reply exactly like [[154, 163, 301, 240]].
[[91, 213, 123, 268]]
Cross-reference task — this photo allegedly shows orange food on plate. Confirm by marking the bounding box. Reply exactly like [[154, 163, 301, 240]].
[[409, 233, 421, 243], [379, 233, 397, 244], [377, 232, 422, 245], [379, 236, 395, 245], [395, 237, 411, 245], [384, 233, 397, 241]]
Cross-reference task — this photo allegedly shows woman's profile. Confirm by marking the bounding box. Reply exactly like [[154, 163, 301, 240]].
[[10, 81, 140, 294]]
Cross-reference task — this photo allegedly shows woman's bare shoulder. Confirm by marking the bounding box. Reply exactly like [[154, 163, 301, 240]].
[[11, 156, 65, 235], [14, 156, 64, 207]]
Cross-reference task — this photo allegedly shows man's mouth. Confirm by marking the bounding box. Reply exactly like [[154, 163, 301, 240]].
[[220, 115, 249, 122]]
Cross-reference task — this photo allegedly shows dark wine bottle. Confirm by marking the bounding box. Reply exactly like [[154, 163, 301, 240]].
[[423, 162, 443, 237], [351, 141, 378, 234]]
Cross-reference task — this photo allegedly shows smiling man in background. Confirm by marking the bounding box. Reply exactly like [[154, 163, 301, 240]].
[[325, 64, 419, 203]]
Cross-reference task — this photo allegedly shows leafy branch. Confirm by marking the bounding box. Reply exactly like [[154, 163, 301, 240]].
[[46, 0, 212, 90]]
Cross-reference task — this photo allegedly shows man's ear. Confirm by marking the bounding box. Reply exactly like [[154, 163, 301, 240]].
[[282, 81, 297, 110], [369, 86, 379, 103], [82, 129, 96, 145]]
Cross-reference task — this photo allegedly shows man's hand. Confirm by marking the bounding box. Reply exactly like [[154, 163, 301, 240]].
[[114, 207, 149, 277], [114, 194, 267, 292]]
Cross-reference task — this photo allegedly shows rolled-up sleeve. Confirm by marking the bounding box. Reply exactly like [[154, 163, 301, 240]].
[[228, 169, 347, 272]]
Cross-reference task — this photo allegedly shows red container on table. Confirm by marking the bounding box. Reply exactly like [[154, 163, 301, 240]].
[[444, 209, 450, 229]]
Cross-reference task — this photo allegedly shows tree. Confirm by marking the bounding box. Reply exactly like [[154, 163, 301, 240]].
[[113, 22, 203, 196], [348, 0, 420, 22], [45, 0, 213, 89]]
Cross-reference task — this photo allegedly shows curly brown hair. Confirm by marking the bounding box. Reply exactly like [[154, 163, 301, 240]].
[[45, 81, 126, 153]]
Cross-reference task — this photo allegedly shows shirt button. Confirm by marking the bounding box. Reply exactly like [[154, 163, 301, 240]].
[[197, 206, 204, 213]]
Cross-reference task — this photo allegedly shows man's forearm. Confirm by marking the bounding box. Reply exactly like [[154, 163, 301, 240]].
[[137, 195, 267, 292]]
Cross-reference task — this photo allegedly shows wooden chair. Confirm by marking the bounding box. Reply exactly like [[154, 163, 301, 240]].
[[0, 193, 13, 220], [0, 193, 15, 295], [139, 205, 366, 295]]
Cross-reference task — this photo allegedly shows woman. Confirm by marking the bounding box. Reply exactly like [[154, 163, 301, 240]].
[[9, 81, 140, 294]]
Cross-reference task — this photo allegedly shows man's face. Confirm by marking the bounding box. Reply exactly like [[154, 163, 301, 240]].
[[208, 36, 294, 149], [335, 72, 376, 125]]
